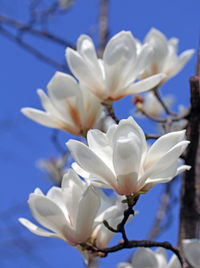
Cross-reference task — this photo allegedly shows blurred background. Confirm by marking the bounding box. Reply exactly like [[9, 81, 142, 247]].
[[0, 0, 200, 267]]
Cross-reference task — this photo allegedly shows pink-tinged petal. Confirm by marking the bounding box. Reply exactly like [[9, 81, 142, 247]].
[[28, 194, 77, 245], [167, 49, 195, 78], [125, 73, 166, 95], [66, 139, 117, 189], [182, 239, 200, 268], [131, 248, 159, 268], [21, 108, 65, 130], [19, 218, 59, 238], [168, 254, 181, 268], [75, 186, 100, 242], [145, 130, 186, 164]]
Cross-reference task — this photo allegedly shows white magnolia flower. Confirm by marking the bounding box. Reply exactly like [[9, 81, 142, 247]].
[[21, 72, 103, 136], [19, 169, 100, 246], [182, 239, 200, 268], [67, 116, 190, 196], [139, 28, 194, 85], [142, 92, 174, 116], [118, 248, 181, 268], [66, 31, 165, 101]]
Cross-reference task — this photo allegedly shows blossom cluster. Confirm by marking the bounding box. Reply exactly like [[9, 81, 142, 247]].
[[20, 29, 195, 265]]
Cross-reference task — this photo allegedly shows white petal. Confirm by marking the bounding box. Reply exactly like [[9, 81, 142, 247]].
[[167, 49, 195, 78], [28, 193, 76, 245], [113, 116, 147, 153], [19, 218, 59, 238], [117, 263, 132, 268], [155, 248, 168, 267], [72, 162, 110, 188], [126, 73, 166, 95], [66, 139, 117, 189], [143, 162, 178, 191], [37, 89, 64, 121], [75, 186, 100, 242], [46, 186, 63, 206], [176, 165, 191, 175], [113, 138, 141, 195], [145, 130, 186, 164], [87, 129, 114, 171], [61, 169, 85, 224], [131, 248, 159, 268], [47, 72, 84, 127], [103, 31, 137, 96], [182, 239, 200, 268], [167, 254, 181, 268], [77, 35, 103, 76], [144, 28, 168, 69], [66, 48, 104, 97], [21, 108, 65, 129], [103, 31, 137, 65], [140, 141, 190, 187]]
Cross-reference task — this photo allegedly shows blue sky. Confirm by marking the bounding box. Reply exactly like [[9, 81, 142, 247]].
[[1, 0, 200, 267]]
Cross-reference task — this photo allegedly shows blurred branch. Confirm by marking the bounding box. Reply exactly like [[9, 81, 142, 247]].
[[0, 25, 67, 70], [147, 183, 173, 240], [98, 0, 109, 57], [0, 14, 74, 47]]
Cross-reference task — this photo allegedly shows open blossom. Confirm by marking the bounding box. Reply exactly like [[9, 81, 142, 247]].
[[19, 169, 100, 246], [117, 248, 181, 268], [67, 116, 190, 196], [66, 31, 165, 101], [21, 72, 103, 136], [139, 28, 194, 85]]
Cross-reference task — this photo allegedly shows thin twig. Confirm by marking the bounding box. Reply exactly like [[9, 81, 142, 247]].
[[153, 89, 177, 116], [0, 25, 67, 71], [0, 14, 74, 48]]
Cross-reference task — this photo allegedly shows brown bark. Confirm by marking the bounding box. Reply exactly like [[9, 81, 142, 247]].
[[178, 76, 200, 253]]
